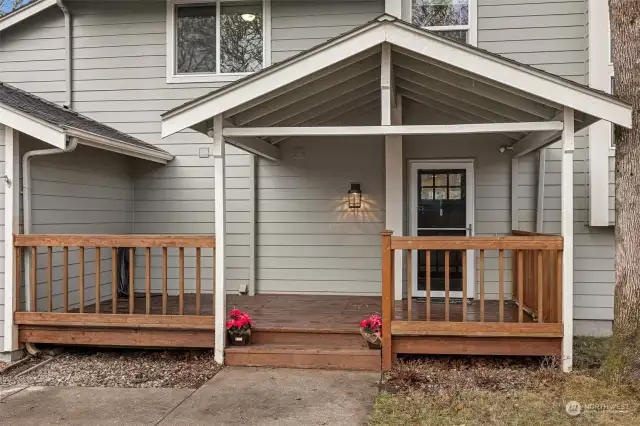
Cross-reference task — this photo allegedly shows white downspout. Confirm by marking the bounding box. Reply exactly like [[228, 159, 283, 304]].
[[56, 0, 72, 108], [23, 137, 79, 310]]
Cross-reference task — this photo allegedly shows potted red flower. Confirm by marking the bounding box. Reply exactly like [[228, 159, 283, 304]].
[[360, 314, 382, 349], [226, 309, 252, 346]]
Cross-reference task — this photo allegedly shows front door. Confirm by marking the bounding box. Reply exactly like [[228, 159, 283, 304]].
[[409, 161, 475, 299]]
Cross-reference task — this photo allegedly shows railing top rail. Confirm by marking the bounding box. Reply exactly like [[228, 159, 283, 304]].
[[14, 234, 216, 248], [511, 230, 559, 237], [390, 235, 563, 250]]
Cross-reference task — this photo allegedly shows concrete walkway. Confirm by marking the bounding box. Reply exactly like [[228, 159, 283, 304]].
[[0, 368, 381, 426]]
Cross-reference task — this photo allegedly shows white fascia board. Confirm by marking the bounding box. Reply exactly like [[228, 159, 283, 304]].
[[223, 122, 563, 138], [162, 23, 385, 137], [386, 23, 632, 128], [0, 104, 66, 149], [0, 0, 57, 32], [65, 128, 174, 164]]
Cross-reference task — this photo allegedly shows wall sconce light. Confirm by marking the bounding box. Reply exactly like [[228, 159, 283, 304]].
[[348, 183, 363, 209]]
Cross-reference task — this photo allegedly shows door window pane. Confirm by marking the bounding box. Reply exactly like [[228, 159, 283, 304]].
[[421, 188, 434, 200], [449, 173, 462, 186], [176, 5, 217, 74], [434, 188, 447, 200], [220, 2, 263, 73], [434, 174, 448, 186], [421, 174, 434, 186], [449, 188, 462, 200]]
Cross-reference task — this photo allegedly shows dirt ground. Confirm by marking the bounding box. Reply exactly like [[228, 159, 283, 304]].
[[0, 348, 221, 389], [371, 337, 640, 425]]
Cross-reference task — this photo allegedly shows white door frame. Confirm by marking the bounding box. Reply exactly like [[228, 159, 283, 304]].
[[408, 159, 475, 299]]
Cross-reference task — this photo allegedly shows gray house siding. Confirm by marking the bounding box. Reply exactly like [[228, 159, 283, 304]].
[[24, 140, 134, 313], [0, 0, 618, 342]]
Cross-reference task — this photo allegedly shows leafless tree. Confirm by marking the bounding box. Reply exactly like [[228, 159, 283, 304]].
[[602, 0, 640, 385], [411, 0, 468, 27]]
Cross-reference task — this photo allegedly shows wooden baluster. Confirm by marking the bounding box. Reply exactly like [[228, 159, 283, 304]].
[[95, 247, 101, 314], [479, 249, 485, 322], [426, 251, 431, 322], [129, 248, 135, 314], [162, 247, 168, 315], [112, 247, 118, 314], [196, 247, 201, 316], [557, 249, 563, 324], [381, 231, 393, 372], [63, 247, 69, 313], [15, 247, 21, 313], [47, 247, 52, 312], [518, 250, 524, 322], [31, 247, 37, 312], [537, 250, 543, 323], [462, 250, 467, 322], [445, 251, 450, 322], [498, 249, 504, 322], [146, 247, 151, 315], [179, 247, 185, 315], [407, 249, 412, 321], [79, 247, 85, 313]]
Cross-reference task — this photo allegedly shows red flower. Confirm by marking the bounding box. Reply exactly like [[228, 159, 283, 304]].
[[360, 314, 382, 334], [226, 309, 253, 332]]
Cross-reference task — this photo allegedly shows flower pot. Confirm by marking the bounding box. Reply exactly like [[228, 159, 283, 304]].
[[367, 341, 382, 350], [228, 330, 251, 346]]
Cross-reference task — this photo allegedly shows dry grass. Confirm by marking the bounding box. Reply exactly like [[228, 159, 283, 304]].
[[0, 348, 222, 389], [371, 338, 640, 425]]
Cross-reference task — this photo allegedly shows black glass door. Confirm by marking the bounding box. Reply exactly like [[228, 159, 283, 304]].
[[416, 169, 467, 293]]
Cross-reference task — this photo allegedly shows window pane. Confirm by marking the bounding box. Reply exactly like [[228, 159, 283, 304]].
[[421, 188, 434, 200], [434, 188, 447, 200], [220, 2, 263, 73], [449, 188, 462, 200], [432, 29, 468, 43], [421, 174, 434, 186], [434, 174, 447, 186], [176, 5, 217, 74], [412, 0, 469, 27]]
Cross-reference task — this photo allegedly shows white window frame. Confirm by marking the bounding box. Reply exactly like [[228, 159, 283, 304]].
[[409, 0, 477, 46], [166, 0, 271, 84]]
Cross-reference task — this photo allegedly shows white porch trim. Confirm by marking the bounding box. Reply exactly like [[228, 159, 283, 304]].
[[222, 120, 282, 161], [212, 114, 226, 364], [0, 0, 57, 33], [3, 127, 19, 353], [0, 104, 66, 149], [561, 107, 575, 372], [222, 122, 564, 138], [162, 17, 632, 138]]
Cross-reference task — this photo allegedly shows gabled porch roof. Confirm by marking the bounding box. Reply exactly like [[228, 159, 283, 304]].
[[0, 82, 173, 163], [161, 14, 632, 161]]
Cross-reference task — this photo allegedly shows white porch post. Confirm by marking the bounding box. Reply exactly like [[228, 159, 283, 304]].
[[3, 127, 19, 353], [212, 114, 227, 364], [382, 43, 404, 301], [561, 106, 574, 372]]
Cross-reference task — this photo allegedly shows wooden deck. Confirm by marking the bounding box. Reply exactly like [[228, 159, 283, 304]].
[[71, 293, 529, 330]]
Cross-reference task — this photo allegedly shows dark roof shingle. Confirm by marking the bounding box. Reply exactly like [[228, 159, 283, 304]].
[[0, 82, 169, 155]]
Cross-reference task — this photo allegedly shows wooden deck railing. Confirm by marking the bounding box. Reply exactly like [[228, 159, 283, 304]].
[[381, 231, 563, 371], [512, 231, 562, 323], [14, 235, 215, 323]]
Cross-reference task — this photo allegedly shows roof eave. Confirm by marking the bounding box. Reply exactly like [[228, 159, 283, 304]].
[[64, 128, 174, 164], [0, 0, 57, 33]]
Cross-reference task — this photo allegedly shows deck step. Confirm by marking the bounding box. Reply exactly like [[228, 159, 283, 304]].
[[225, 344, 381, 371]]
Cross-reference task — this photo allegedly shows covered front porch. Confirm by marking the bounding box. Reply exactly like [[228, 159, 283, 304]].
[[9, 16, 632, 372]]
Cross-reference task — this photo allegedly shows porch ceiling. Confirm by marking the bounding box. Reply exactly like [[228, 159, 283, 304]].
[[162, 15, 632, 161]]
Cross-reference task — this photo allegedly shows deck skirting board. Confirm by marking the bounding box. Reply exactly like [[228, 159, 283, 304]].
[[392, 336, 562, 357]]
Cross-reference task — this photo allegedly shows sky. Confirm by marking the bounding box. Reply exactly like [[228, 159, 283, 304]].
[[1, 1, 32, 15]]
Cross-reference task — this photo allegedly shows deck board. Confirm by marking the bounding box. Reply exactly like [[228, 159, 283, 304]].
[[73, 294, 531, 332]]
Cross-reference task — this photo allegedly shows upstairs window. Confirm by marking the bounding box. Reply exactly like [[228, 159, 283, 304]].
[[411, 0, 473, 44], [167, 0, 270, 83]]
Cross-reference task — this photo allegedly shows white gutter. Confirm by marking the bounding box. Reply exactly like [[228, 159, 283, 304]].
[[56, 0, 72, 108], [536, 149, 546, 233], [65, 128, 174, 164], [22, 137, 78, 310]]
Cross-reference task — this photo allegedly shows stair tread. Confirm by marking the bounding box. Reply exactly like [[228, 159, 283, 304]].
[[225, 344, 380, 355]]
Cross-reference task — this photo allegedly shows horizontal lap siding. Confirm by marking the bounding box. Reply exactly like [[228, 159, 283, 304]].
[[480, 1, 613, 322], [66, 0, 250, 294], [271, 0, 384, 63], [0, 7, 66, 104], [404, 101, 514, 301], [25, 141, 134, 312], [256, 135, 385, 295]]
